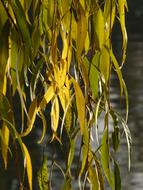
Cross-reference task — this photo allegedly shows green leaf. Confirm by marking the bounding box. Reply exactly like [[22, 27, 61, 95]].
[[90, 52, 100, 97], [60, 178, 72, 190], [101, 126, 114, 189], [114, 161, 121, 190], [11, 0, 31, 45], [112, 127, 120, 152], [67, 139, 75, 172], [38, 156, 49, 190], [80, 126, 89, 176]]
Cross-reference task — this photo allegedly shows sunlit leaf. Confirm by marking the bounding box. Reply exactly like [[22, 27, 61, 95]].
[[39, 85, 55, 110], [1, 124, 10, 169], [22, 143, 33, 190], [51, 96, 59, 133]]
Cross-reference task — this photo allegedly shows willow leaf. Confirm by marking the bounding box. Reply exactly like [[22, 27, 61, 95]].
[[1, 123, 10, 169], [118, 0, 128, 64], [93, 8, 105, 50], [22, 143, 33, 190], [101, 127, 114, 189], [39, 85, 55, 110], [38, 156, 49, 190], [72, 79, 85, 134], [90, 52, 100, 97], [109, 49, 123, 96], [51, 96, 59, 133], [37, 111, 47, 144], [11, 0, 31, 46], [100, 46, 110, 83], [67, 139, 75, 172], [21, 98, 37, 137], [80, 126, 89, 176], [0, 21, 9, 93], [77, 3, 88, 61], [88, 166, 101, 190], [114, 161, 121, 190], [60, 178, 72, 190]]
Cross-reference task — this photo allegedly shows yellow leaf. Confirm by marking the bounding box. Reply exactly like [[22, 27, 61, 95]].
[[1, 123, 9, 169], [72, 79, 85, 134], [51, 96, 59, 133], [21, 98, 37, 136], [22, 143, 33, 190], [39, 85, 55, 110], [62, 34, 69, 60]]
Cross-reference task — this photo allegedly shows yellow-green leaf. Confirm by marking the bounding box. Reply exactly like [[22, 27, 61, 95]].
[[118, 0, 128, 64], [93, 8, 105, 50], [100, 46, 110, 83], [72, 79, 85, 134], [88, 166, 101, 190], [77, 4, 88, 60]]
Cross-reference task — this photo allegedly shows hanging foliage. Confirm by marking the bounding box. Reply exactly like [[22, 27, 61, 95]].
[[0, 0, 131, 189]]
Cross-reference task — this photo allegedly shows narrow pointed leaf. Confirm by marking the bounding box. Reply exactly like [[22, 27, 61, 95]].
[[22, 143, 33, 190]]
